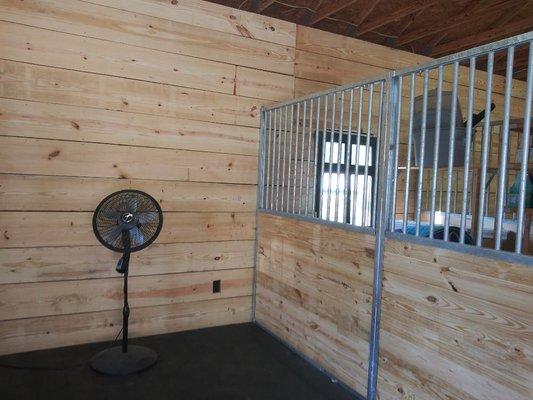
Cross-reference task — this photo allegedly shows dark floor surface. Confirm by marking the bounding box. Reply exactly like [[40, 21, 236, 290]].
[[0, 323, 357, 400]]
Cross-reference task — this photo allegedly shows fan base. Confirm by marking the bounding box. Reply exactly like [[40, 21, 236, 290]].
[[90, 345, 157, 376]]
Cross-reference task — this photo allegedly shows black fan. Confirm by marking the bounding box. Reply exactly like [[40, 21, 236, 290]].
[[90, 190, 163, 376]]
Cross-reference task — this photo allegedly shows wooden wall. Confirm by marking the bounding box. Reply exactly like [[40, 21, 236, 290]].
[[256, 212, 533, 400], [0, 0, 296, 355], [255, 212, 375, 396]]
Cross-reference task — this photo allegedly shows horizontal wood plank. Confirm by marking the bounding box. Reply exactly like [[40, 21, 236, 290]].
[[0, 211, 255, 248], [87, 0, 296, 47], [0, 99, 258, 156], [0, 268, 253, 320], [0, 296, 251, 355], [0, 0, 295, 75], [0, 240, 255, 284], [0, 137, 257, 184], [0, 175, 256, 212], [0, 60, 262, 128]]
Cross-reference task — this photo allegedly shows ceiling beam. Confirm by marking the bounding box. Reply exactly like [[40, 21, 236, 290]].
[[396, 0, 520, 47], [250, 0, 276, 13], [432, 14, 533, 57], [355, 0, 381, 26], [309, 0, 359, 26], [356, 0, 439, 37]]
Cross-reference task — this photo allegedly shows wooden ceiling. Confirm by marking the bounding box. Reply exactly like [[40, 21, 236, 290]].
[[206, 0, 533, 79]]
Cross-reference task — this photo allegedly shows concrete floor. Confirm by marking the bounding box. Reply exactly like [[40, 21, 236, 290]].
[[0, 323, 358, 400]]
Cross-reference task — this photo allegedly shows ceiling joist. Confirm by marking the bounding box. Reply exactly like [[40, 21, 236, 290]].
[[356, 0, 439, 37], [397, 0, 521, 47], [309, 0, 359, 26], [432, 14, 533, 57], [250, 0, 276, 13]]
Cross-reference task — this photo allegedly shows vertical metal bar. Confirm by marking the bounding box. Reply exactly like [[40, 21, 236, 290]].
[[299, 100, 307, 214], [326, 93, 337, 221], [444, 61, 460, 241], [252, 109, 268, 321], [429, 66, 444, 238], [264, 110, 272, 209], [319, 95, 329, 218], [343, 90, 354, 223], [305, 99, 314, 216], [374, 81, 385, 228], [362, 84, 374, 226], [269, 108, 278, 210], [335, 91, 346, 222], [516, 41, 533, 253], [494, 46, 515, 250], [275, 107, 283, 211], [257, 109, 267, 210], [367, 73, 397, 400], [403, 73, 416, 233], [280, 105, 288, 212], [286, 104, 294, 212], [389, 78, 402, 230], [353, 87, 364, 225], [477, 51, 494, 246], [415, 69, 429, 236], [312, 97, 321, 217], [292, 102, 300, 213], [453, 170, 458, 213]]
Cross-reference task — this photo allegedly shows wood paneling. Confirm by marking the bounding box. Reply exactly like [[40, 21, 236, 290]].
[[255, 212, 374, 395], [0, 0, 294, 354], [0, 211, 255, 248], [0, 175, 256, 212], [0, 296, 252, 355], [378, 239, 533, 400], [0, 0, 295, 75], [0, 240, 255, 284]]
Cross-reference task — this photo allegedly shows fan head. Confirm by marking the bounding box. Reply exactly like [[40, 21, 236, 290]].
[[93, 190, 163, 252]]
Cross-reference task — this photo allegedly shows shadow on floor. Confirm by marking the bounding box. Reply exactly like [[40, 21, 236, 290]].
[[0, 323, 357, 400]]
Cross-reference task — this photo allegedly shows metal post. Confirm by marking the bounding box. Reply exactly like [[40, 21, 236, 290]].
[[389, 78, 401, 230], [319, 95, 329, 218], [344, 90, 355, 224], [415, 70, 429, 236], [292, 103, 300, 213], [367, 73, 397, 400], [286, 104, 294, 212], [305, 98, 314, 216], [444, 61, 459, 241], [516, 41, 533, 253], [363, 84, 374, 226], [335, 91, 346, 222], [312, 97, 321, 217], [281, 105, 288, 212], [429, 66, 444, 238], [326, 93, 337, 221], [494, 46, 515, 249], [353, 87, 364, 225], [476, 51, 494, 246], [299, 101, 307, 214], [403, 73, 416, 233]]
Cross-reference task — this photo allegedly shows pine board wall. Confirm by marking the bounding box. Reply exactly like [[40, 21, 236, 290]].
[[0, 0, 296, 355]]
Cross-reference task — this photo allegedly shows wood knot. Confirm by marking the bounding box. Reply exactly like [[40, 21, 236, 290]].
[[170, 0, 178, 4], [71, 121, 80, 130], [48, 150, 60, 160], [426, 295, 437, 303]]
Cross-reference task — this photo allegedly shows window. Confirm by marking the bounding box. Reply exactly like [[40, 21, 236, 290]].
[[315, 131, 376, 226]]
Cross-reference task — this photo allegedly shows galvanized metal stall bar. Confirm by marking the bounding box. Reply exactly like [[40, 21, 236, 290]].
[[257, 31, 533, 400]]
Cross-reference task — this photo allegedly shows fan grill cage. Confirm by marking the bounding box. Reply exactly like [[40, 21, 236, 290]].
[[93, 190, 163, 253]]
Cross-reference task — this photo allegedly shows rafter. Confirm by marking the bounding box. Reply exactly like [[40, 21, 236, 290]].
[[309, 0, 359, 26], [250, 0, 276, 13], [356, 0, 439, 37], [432, 14, 533, 57], [396, 0, 521, 47], [355, 0, 381, 26]]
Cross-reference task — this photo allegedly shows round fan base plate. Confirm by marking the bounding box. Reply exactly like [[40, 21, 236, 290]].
[[90, 345, 157, 376]]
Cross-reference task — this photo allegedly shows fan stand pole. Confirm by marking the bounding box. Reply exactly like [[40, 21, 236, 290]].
[[89, 230, 157, 376], [121, 244, 130, 353]]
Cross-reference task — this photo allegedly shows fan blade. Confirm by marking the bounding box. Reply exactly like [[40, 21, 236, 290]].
[[128, 196, 139, 212], [137, 212, 158, 224], [102, 210, 120, 220], [105, 225, 123, 243], [129, 226, 144, 247]]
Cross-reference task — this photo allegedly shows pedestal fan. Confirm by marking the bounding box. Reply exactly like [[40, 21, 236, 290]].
[[90, 190, 163, 376]]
